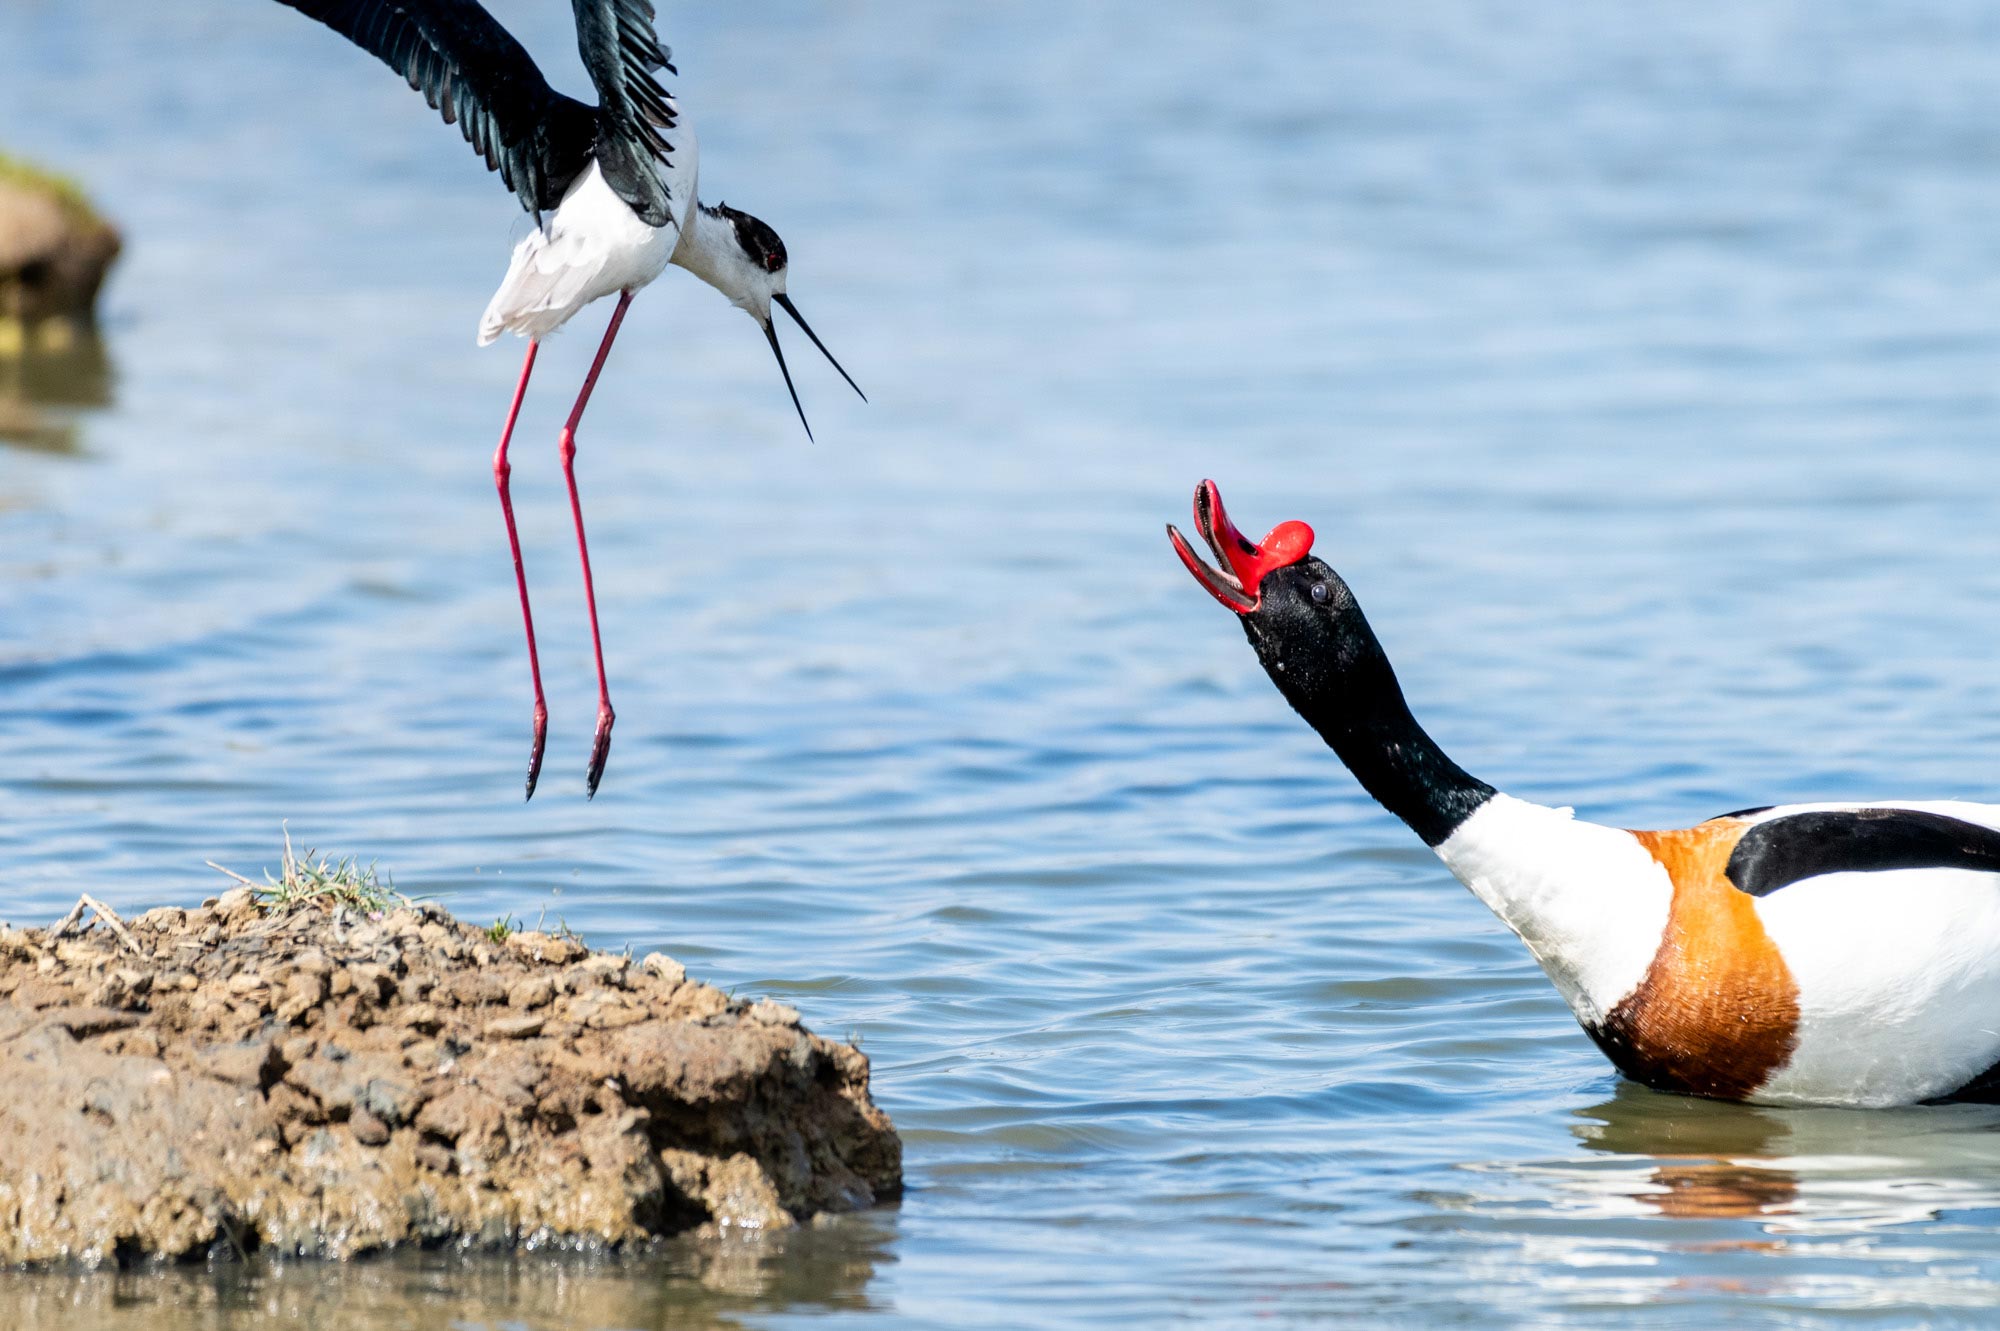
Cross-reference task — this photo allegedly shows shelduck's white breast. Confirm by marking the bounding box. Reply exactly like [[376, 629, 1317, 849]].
[[1434, 794, 1673, 1026]]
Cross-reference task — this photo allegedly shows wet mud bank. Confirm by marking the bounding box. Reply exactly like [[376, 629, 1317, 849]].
[[0, 892, 900, 1265], [0, 153, 120, 354]]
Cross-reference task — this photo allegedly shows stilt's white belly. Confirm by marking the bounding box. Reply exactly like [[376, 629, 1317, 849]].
[[477, 163, 677, 344]]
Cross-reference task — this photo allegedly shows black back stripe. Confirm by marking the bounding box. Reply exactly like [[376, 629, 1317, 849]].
[[1725, 808, 2000, 898]]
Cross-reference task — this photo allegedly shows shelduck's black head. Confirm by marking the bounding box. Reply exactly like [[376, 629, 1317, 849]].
[[1167, 477, 1375, 710], [1167, 479, 1495, 846], [1168, 477, 1334, 629]]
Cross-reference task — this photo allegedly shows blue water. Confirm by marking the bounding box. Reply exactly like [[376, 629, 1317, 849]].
[[8, 1, 2000, 1326]]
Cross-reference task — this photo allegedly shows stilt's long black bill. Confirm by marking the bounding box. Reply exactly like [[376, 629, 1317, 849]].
[[774, 294, 865, 402], [763, 319, 814, 442]]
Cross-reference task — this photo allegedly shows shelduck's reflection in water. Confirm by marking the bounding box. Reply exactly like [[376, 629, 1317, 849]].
[[1465, 1081, 2000, 1236]]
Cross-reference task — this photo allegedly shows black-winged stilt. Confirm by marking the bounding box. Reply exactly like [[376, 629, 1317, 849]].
[[275, 0, 864, 798]]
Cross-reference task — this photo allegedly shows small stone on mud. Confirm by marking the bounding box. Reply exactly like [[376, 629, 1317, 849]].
[[579, 954, 630, 988], [349, 1108, 391, 1146], [585, 1002, 646, 1031], [98, 1027, 160, 1059], [193, 1037, 276, 1089], [641, 952, 686, 986], [507, 975, 554, 1010], [486, 1014, 545, 1040], [505, 931, 586, 966], [397, 1002, 442, 1033], [749, 1000, 801, 1028], [87, 969, 149, 1009]]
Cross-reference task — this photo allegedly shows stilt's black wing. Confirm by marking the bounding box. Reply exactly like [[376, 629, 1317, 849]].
[[276, 0, 599, 215], [570, 0, 679, 227]]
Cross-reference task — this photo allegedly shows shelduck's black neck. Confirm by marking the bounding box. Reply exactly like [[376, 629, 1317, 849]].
[[1244, 584, 1495, 847]]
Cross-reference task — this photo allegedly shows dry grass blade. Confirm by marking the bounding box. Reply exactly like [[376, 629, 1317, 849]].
[[48, 893, 142, 955]]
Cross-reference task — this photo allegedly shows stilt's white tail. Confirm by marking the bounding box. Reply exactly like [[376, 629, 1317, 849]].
[[476, 164, 678, 345], [478, 226, 610, 345]]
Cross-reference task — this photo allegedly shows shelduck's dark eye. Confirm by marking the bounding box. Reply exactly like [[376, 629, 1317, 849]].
[[1309, 582, 1330, 605]]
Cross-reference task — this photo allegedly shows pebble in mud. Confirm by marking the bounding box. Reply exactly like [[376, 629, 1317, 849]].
[[0, 899, 899, 1266]]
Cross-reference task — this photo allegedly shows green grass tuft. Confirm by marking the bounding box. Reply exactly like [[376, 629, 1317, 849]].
[[212, 826, 413, 917]]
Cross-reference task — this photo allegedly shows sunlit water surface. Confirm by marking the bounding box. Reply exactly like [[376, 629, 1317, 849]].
[[7, 2, 2000, 1326]]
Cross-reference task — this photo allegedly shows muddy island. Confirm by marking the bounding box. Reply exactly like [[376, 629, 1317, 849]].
[[0, 152, 120, 355], [0, 873, 899, 1266]]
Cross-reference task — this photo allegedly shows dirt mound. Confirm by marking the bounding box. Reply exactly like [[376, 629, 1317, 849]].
[[0, 891, 899, 1266], [0, 156, 120, 352]]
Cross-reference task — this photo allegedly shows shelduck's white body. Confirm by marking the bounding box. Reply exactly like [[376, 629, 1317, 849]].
[[1170, 478, 2000, 1110], [1438, 795, 2000, 1108]]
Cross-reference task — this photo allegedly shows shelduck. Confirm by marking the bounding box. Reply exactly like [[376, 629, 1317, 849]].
[[1169, 479, 2000, 1109]]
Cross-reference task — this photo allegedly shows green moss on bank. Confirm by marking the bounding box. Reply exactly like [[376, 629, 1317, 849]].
[[0, 151, 105, 228]]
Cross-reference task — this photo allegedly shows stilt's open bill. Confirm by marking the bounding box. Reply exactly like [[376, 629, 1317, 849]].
[[764, 294, 866, 443], [775, 294, 866, 401], [1166, 479, 1315, 614]]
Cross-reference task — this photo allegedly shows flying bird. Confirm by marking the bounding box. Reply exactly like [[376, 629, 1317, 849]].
[[1172, 479, 2000, 1109], [274, 0, 864, 798]]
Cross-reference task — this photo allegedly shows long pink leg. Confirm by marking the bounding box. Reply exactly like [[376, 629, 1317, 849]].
[[559, 291, 634, 798], [493, 340, 549, 800]]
